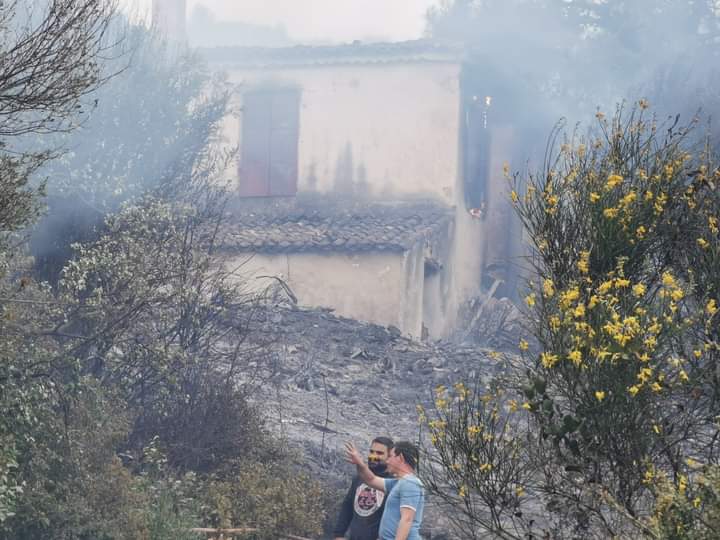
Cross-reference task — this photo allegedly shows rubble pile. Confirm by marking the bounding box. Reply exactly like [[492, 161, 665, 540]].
[[241, 304, 508, 538], [453, 293, 525, 349]]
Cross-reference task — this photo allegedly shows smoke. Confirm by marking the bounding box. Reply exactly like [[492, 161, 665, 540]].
[[427, 0, 720, 159]]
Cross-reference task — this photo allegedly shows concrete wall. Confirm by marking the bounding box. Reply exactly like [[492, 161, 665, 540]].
[[218, 62, 462, 205]]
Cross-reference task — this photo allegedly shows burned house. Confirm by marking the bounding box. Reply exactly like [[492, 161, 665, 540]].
[[201, 40, 521, 338]]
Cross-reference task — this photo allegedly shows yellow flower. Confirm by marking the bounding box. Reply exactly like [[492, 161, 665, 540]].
[[621, 191, 637, 206], [651, 382, 662, 393], [662, 272, 677, 288], [515, 486, 525, 498], [510, 190, 519, 203], [573, 303, 586, 318], [522, 401, 532, 410], [653, 424, 661, 434], [606, 174, 623, 189], [638, 367, 653, 383], [644, 190, 654, 201], [603, 207, 619, 219], [594, 348, 610, 361], [644, 468, 655, 484], [598, 280, 613, 294], [679, 474, 687, 495], [590, 192, 601, 203], [454, 382, 469, 400], [632, 283, 646, 297], [550, 316, 561, 330], [525, 293, 536, 307], [542, 279, 555, 298], [693, 349, 702, 358], [559, 287, 580, 309], [709, 216, 718, 234], [479, 463, 493, 473], [519, 339, 529, 351], [588, 295, 599, 309], [508, 400, 518, 412], [541, 352, 559, 368], [693, 496, 701, 509], [707, 299, 718, 316], [595, 390, 606, 401], [467, 425, 482, 436], [697, 237, 709, 249], [568, 350, 582, 366], [679, 370, 689, 382], [615, 278, 630, 288], [577, 251, 590, 274], [628, 385, 640, 396], [636, 225, 647, 239], [648, 321, 662, 334]]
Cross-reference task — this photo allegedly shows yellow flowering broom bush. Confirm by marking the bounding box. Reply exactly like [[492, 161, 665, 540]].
[[509, 103, 720, 531], [420, 382, 537, 539], [422, 103, 719, 538]]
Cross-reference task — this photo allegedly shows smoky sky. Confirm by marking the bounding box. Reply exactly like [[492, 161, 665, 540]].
[[120, 0, 439, 42]]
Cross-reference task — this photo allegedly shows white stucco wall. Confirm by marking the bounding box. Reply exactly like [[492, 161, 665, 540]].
[[229, 250, 429, 336], [211, 56, 499, 338], [218, 62, 462, 204]]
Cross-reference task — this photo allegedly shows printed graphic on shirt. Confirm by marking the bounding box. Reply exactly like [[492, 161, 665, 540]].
[[353, 483, 385, 517]]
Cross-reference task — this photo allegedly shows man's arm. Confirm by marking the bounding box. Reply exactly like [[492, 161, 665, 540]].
[[344, 442, 385, 492], [332, 478, 356, 540], [394, 507, 415, 540]]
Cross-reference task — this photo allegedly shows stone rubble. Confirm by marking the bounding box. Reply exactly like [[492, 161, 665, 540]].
[[241, 304, 513, 538]]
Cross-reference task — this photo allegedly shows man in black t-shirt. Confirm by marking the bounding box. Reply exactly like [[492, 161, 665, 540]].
[[333, 436, 393, 540]]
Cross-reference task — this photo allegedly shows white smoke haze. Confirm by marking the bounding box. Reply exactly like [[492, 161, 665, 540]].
[[421, 0, 720, 172], [119, 0, 439, 42], [116, 0, 720, 148]]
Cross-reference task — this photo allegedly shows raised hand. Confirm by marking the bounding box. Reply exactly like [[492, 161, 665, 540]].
[[344, 441, 363, 465]]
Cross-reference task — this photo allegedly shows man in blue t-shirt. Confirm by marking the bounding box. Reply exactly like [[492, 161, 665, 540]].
[[345, 440, 425, 540]]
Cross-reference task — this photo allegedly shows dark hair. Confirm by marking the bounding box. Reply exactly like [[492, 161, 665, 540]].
[[371, 436, 394, 450], [391, 441, 419, 470]]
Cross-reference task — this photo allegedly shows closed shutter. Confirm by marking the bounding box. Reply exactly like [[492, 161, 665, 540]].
[[238, 88, 299, 197]]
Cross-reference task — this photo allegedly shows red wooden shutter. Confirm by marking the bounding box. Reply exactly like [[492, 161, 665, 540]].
[[239, 91, 272, 197], [268, 89, 300, 196], [238, 88, 299, 198]]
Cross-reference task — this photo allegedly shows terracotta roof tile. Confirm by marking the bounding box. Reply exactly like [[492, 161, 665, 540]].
[[199, 39, 463, 68], [222, 199, 453, 253]]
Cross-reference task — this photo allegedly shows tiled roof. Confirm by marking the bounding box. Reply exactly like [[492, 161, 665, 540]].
[[222, 199, 453, 253], [199, 39, 463, 68]]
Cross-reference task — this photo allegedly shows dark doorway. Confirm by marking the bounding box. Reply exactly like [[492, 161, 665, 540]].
[[239, 87, 300, 197]]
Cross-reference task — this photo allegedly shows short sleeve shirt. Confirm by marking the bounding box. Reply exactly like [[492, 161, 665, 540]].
[[378, 474, 425, 540]]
